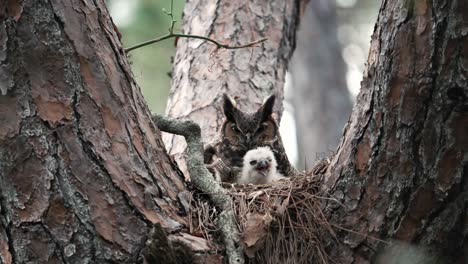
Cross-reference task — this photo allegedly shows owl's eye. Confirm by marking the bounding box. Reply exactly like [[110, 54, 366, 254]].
[[267, 157, 272, 162], [250, 160, 257, 165], [231, 124, 241, 134]]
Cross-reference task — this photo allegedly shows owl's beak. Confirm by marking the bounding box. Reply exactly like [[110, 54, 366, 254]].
[[242, 134, 254, 148]]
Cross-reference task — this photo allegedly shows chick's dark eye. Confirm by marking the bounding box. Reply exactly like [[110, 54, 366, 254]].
[[267, 157, 272, 162], [250, 160, 257, 165]]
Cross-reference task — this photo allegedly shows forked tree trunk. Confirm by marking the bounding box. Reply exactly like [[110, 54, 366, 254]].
[[0, 1, 186, 262], [164, 0, 309, 173], [323, 0, 467, 262], [1, 0, 466, 263]]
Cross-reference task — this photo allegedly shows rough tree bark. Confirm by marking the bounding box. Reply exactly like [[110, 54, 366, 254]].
[[290, 0, 352, 169], [1, 0, 466, 263], [0, 1, 186, 263], [164, 0, 309, 173], [323, 0, 467, 262]]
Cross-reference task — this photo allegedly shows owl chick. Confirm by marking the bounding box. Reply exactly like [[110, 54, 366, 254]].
[[238, 147, 286, 185]]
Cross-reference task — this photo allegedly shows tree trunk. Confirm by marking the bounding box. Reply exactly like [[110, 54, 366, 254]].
[[164, 0, 308, 174], [323, 0, 467, 262], [290, 0, 352, 169], [0, 1, 186, 262]]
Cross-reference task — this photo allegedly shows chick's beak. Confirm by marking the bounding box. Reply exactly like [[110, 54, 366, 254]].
[[255, 159, 270, 175]]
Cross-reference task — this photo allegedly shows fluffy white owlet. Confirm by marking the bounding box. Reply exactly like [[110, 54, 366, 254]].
[[238, 147, 286, 184]]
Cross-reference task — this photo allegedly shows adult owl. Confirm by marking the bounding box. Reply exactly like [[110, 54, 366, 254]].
[[204, 94, 296, 183]]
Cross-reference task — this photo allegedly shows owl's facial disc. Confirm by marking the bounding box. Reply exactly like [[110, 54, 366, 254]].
[[222, 122, 246, 149]]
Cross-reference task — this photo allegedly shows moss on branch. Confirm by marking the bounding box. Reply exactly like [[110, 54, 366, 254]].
[[152, 114, 244, 264]]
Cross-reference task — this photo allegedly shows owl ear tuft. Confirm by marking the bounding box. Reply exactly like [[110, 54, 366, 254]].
[[259, 94, 275, 121], [223, 94, 237, 122]]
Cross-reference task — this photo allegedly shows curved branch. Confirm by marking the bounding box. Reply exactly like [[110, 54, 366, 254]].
[[152, 114, 244, 264]]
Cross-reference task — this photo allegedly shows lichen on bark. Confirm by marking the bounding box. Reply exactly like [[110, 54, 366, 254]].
[[152, 114, 244, 264]]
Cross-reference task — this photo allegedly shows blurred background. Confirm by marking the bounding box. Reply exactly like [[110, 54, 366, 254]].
[[108, 0, 379, 169], [108, 0, 184, 113]]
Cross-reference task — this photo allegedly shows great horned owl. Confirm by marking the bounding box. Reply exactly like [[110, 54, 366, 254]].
[[238, 147, 286, 184], [204, 94, 295, 183]]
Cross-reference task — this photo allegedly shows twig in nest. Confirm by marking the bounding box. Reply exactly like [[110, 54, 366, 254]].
[[152, 114, 244, 264]]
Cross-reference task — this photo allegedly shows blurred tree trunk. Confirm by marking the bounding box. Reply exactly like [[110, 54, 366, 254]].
[[323, 0, 467, 262], [0, 1, 186, 263], [290, 0, 352, 169], [164, 0, 309, 174]]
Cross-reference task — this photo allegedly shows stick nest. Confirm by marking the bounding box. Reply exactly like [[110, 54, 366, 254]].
[[189, 159, 334, 264]]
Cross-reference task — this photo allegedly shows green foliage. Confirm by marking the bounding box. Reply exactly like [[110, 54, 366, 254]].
[[108, 0, 184, 113]]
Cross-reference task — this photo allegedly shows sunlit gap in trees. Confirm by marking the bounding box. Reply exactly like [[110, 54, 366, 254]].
[[337, 0, 358, 8], [109, 0, 138, 27], [337, 0, 379, 97], [281, 73, 299, 166]]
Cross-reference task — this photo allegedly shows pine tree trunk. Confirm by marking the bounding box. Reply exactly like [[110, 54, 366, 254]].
[[290, 0, 352, 169], [164, 0, 309, 174], [323, 0, 467, 262], [0, 1, 186, 262]]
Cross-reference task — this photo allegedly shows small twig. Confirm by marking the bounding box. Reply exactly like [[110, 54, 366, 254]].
[[330, 223, 390, 245], [152, 114, 244, 264], [125, 0, 267, 53]]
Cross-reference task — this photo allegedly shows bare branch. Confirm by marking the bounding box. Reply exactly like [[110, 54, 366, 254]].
[[125, 0, 267, 53], [126, 33, 267, 52]]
